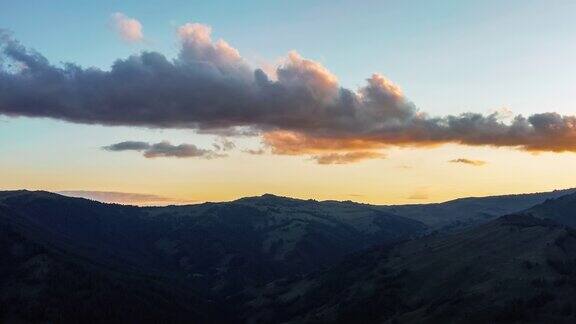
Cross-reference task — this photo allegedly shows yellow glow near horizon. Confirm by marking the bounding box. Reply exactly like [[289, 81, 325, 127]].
[[2, 142, 576, 206]]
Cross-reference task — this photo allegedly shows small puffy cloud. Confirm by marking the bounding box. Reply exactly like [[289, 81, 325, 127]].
[[110, 12, 143, 43], [102, 141, 225, 159], [449, 158, 487, 166]]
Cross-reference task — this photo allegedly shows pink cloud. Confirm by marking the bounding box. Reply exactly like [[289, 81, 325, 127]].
[[110, 12, 143, 43]]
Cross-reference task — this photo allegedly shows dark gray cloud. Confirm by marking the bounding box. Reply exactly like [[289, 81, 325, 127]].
[[103, 141, 150, 152], [143, 141, 224, 158], [103, 140, 224, 159], [2, 25, 576, 161]]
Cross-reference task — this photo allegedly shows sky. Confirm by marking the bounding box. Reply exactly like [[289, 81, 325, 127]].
[[1, 0, 576, 205]]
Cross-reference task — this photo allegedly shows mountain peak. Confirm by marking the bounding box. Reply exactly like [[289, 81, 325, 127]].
[[234, 193, 307, 206]]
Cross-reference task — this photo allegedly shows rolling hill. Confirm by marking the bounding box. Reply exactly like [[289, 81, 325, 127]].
[[244, 191, 576, 324], [1, 188, 576, 323], [0, 190, 425, 299]]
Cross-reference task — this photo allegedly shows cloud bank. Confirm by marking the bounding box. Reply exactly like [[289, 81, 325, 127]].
[[103, 141, 224, 159], [2, 23, 576, 164], [110, 12, 144, 43]]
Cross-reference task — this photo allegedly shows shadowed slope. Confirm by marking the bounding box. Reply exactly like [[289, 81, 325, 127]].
[[245, 214, 576, 323], [523, 192, 576, 228], [0, 191, 425, 298], [379, 188, 576, 231], [0, 201, 230, 323]]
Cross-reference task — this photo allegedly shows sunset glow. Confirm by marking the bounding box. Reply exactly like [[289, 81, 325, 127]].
[[2, 1, 576, 205]]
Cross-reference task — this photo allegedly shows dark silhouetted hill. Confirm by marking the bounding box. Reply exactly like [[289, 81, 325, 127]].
[[2, 189, 576, 323], [523, 191, 576, 228], [0, 190, 424, 300], [0, 196, 229, 323], [244, 213, 576, 323]]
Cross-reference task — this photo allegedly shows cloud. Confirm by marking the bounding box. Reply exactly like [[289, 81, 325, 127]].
[[103, 141, 150, 151], [144, 142, 224, 158], [2, 24, 576, 165], [58, 190, 192, 205], [449, 158, 487, 166], [243, 148, 266, 155], [110, 12, 143, 43], [311, 151, 385, 165], [102, 141, 225, 159], [213, 137, 235, 151]]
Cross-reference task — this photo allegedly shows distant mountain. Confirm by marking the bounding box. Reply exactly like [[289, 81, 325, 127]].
[[523, 192, 576, 228], [245, 214, 576, 323], [0, 190, 425, 299], [378, 188, 576, 231]]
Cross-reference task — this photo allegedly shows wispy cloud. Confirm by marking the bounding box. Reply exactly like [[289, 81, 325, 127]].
[[407, 188, 430, 200], [449, 158, 487, 166], [311, 151, 385, 165], [110, 12, 143, 43], [58, 190, 193, 205], [212, 137, 236, 151], [243, 148, 266, 155], [102, 141, 225, 159]]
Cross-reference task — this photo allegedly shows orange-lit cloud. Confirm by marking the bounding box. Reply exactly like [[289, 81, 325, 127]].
[[110, 12, 143, 43], [312, 151, 385, 164], [262, 131, 386, 155]]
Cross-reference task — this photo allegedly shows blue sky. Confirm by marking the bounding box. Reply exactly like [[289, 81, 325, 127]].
[[2, 0, 576, 204]]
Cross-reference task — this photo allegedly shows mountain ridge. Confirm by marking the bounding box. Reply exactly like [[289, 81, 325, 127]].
[[2, 188, 576, 323], [51, 187, 576, 208]]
